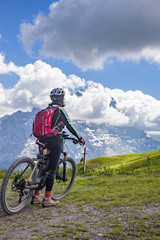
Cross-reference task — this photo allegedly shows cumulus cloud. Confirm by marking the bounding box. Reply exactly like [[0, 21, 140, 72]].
[[110, 89, 160, 131], [0, 53, 85, 115], [0, 53, 160, 140], [19, 0, 160, 70], [0, 54, 22, 74]]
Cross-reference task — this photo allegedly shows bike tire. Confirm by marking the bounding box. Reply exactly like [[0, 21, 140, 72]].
[[52, 157, 76, 200], [0, 157, 36, 215]]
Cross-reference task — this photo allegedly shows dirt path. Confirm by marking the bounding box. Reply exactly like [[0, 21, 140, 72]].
[[0, 202, 160, 240]]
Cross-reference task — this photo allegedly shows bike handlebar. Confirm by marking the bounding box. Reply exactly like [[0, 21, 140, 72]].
[[35, 132, 83, 147], [59, 132, 82, 145]]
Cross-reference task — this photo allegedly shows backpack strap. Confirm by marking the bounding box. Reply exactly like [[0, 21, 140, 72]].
[[48, 106, 64, 133]]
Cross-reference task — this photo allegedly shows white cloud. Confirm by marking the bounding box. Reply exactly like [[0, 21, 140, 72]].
[[0, 54, 22, 74], [0, 53, 160, 139], [147, 131, 160, 141], [19, 0, 160, 70], [0, 53, 85, 115], [110, 89, 160, 131]]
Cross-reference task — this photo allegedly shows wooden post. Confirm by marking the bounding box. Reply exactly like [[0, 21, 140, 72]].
[[83, 147, 87, 174], [147, 156, 151, 173]]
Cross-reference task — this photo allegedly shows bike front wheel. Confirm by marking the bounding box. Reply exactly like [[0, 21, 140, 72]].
[[0, 157, 36, 214], [52, 157, 76, 200]]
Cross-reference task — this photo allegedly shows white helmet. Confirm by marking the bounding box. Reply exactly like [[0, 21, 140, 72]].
[[50, 88, 65, 101]]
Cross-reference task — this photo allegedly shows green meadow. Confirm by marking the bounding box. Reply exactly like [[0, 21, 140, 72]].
[[65, 150, 160, 207], [0, 150, 160, 239], [0, 150, 160, 207]]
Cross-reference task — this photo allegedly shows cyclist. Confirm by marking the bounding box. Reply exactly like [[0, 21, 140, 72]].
[[32, 88, 85, 207]]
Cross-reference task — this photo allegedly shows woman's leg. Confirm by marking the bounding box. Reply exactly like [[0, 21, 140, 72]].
[[45, 137, 62, 194], [42, 139, 62, 207]]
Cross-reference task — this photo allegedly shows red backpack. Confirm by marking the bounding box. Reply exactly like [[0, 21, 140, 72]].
[[33, 106, 63, 139]]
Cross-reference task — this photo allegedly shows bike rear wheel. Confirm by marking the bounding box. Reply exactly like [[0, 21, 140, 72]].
[[52, 157, 76, 199], [0, 157, 36, 214]]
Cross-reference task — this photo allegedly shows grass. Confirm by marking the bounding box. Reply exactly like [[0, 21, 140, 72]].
[[64, 174, 160, 208], [0, 150, 160, 239], [47, 222, 88, 239], [72, 150, 160, 208]]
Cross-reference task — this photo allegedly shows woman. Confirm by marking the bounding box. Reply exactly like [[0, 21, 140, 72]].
[[33, 88, 85, 207]]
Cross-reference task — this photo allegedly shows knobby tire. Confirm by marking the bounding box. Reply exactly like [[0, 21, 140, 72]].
[[0, 157, 35, 215], [53, 157, 76, 200]]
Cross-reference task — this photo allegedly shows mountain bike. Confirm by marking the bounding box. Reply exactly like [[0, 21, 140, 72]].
[[0, 132, 81, 215]]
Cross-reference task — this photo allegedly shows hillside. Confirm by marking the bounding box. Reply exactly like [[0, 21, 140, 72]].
[[78, 150, 160, 176]]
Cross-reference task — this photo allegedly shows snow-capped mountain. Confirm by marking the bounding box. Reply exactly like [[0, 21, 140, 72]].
[[0, 108, 160, 168]]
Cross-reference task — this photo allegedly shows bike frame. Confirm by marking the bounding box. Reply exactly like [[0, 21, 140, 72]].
[[26, 159, 40, 189], [26, 133, 79, 189]]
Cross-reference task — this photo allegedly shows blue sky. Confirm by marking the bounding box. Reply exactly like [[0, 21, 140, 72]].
[[0, 0, 53, 65], [0, 0, 160, 99], [0, 0, 160, 140]]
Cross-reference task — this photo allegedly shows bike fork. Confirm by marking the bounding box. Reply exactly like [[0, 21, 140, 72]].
[[63, 152, 67, 182]]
